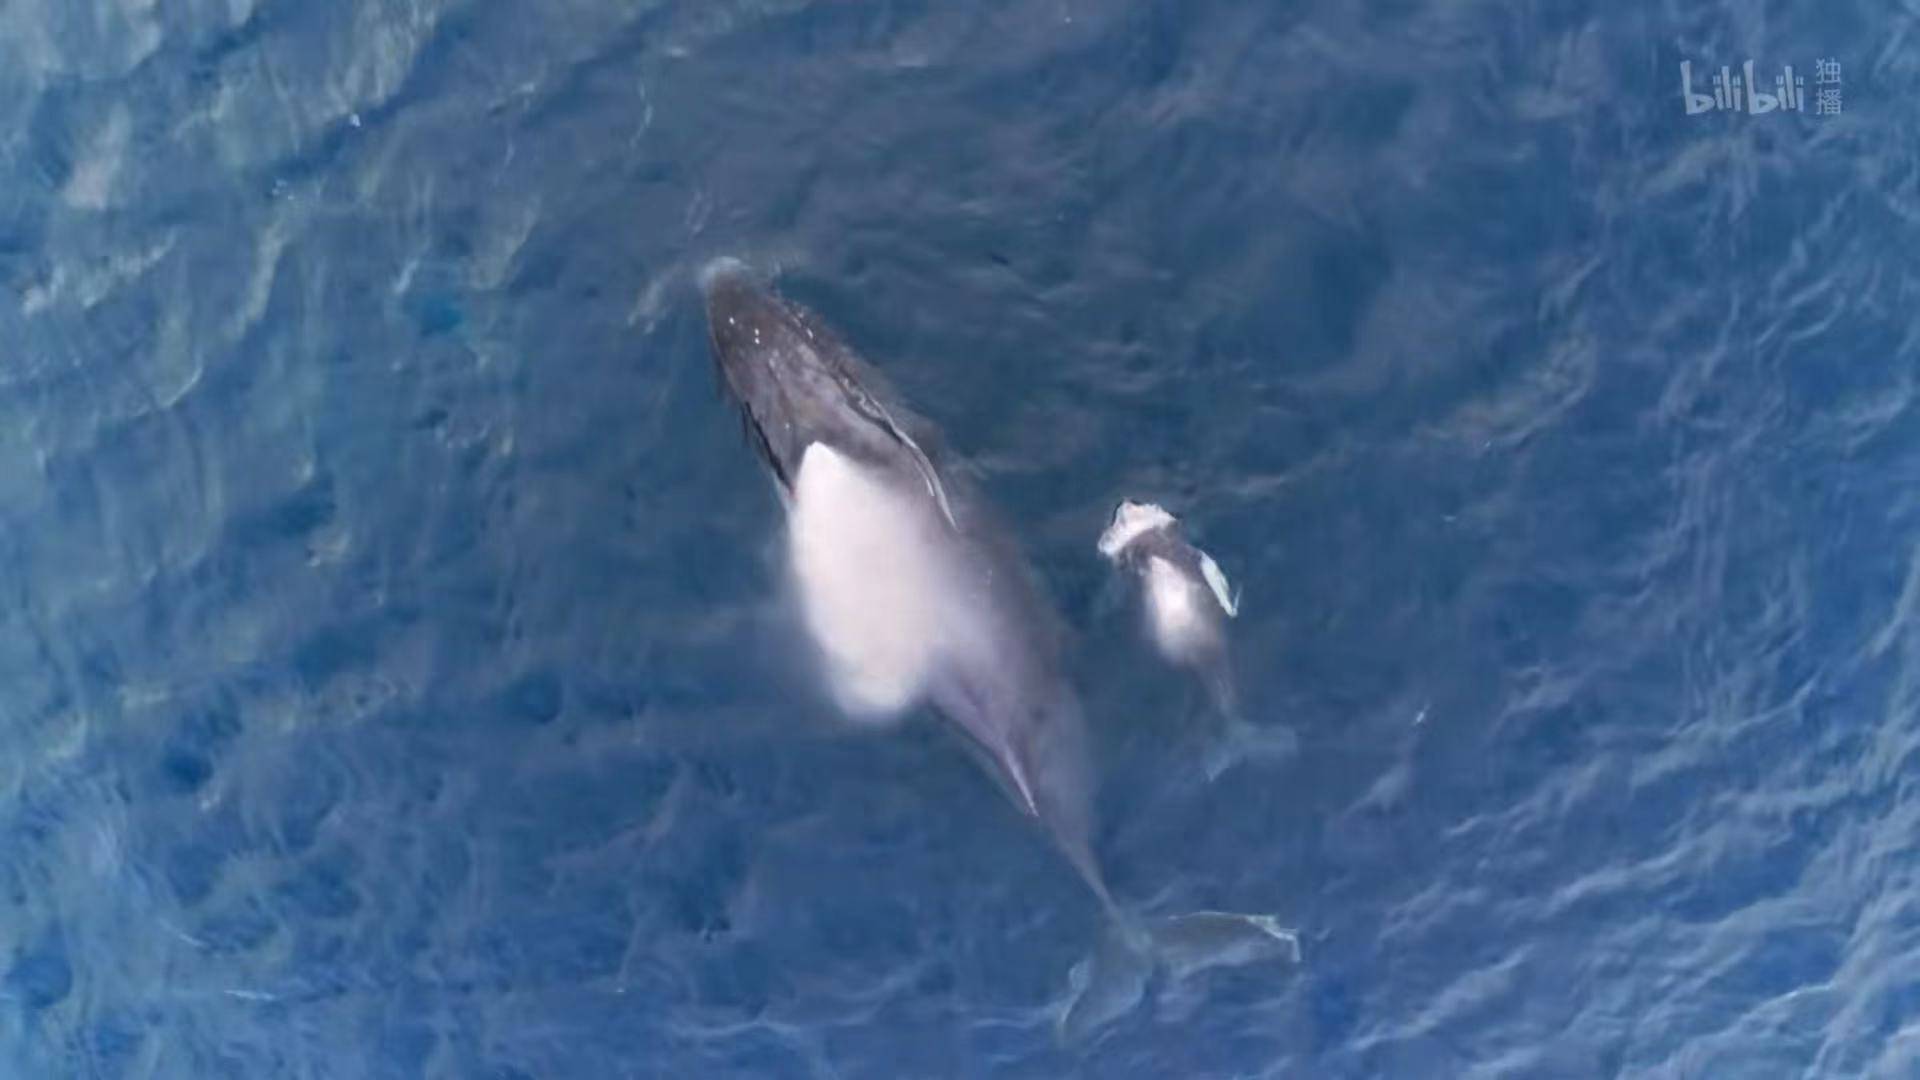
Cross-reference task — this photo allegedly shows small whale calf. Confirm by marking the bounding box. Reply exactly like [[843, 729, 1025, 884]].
[[1099, 500, 1240, 674], [703, 261, 1299, 1040], [1098, 500, 1298, 778]]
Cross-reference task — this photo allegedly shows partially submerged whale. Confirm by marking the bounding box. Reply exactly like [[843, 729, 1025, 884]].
[[703, 260, 1299, 1039], [1098, 501, 1298, 779]]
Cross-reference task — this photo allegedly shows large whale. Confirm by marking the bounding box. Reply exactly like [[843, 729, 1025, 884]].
[[702, 261, 1299, 1039]]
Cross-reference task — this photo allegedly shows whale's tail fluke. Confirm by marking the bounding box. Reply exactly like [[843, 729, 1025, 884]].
[[1201, 716, 1302, 782], [1197, 665, 1300, 781], [1153, 910, 1303, 975], [1056, 910, 1302, 1043], [1056, 921, 1155, 1043]]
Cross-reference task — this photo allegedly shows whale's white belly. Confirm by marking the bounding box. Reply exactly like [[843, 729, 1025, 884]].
[[1145, 556, 1213, 662], [788, 442, 948, 719]]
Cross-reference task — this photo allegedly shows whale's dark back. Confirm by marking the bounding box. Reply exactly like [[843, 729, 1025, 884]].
[[703, 265, 1106, 902]]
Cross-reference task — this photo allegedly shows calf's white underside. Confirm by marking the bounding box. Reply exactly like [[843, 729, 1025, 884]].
[[1145, 555, 1216, 662]]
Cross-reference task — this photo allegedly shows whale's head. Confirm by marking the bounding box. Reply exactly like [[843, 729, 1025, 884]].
[[1098, 500, 1176, 561], [703, 262, 910, 496]]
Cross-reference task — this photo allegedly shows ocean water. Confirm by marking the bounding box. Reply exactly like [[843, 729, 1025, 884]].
[[3, 0, 1916, 1076]]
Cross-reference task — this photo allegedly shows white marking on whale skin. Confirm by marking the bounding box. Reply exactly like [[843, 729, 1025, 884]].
[[788, 442, 950, 720], [1097, 500, 1176, 560]]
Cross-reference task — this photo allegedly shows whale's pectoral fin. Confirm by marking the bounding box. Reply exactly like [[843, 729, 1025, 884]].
[[738, 407, 792, 494], [1056, 911, 1301, 1045], [930, 675, 1043, 820], [1198, 552, 1238, 618], [885, 421, 956, 529], [1006, 754, 1042, 819], [1056, 923, 1153, 1045], [847, 388, 958, 529]]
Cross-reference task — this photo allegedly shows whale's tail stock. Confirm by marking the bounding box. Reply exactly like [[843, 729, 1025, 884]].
[[1056, 908, 1302, 1042], [1195, 668, 1302, 782]]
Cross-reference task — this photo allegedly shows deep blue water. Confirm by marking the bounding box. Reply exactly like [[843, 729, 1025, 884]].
[[3, 1, 1917, 1076]]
